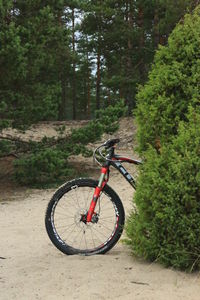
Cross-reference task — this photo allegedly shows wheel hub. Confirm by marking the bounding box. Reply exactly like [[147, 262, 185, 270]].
[[91, 213, 99, 224], [74, 208, 88, 228], [80, 213, 87, 224], [74, 209, 99, 227]]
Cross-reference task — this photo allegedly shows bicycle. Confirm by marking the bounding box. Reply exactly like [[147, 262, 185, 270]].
[[45, 138, 142, 255]]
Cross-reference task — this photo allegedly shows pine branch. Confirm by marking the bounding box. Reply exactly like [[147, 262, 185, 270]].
[[0, 135, 30, 144]]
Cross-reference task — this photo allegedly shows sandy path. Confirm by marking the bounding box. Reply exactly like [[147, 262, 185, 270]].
[[1, 164, 200, 300]]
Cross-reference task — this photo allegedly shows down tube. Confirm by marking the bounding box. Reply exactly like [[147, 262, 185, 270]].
[[111, 161, 136, 189]]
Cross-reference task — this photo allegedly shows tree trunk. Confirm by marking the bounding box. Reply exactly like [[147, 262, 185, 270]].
[[57, 12, 67, 121], [95, 0, 103, 111], [191, 0, 200, 10], [86, 40, 91, 119], [58, 79, 67, 120], [159, 35, 167, 46], [87, 68, 91, 118], [96, 46, 101, 110], [107, 88, 111, 106], [72, 8, 76, 120], [138, 5, 145, 82], [154, 7, 159, 48], [125, 0, 134, 114]]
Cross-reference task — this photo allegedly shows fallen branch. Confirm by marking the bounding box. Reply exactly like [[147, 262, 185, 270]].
[[0, 153, 19, 158], [0, 134, 70, 159], [0, 135, 30, 144]]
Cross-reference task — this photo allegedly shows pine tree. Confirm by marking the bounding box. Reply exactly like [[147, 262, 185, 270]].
[[0, 0, 70, 128]]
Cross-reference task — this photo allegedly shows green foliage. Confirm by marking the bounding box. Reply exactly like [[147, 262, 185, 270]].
[[14, 148, 75, 187], [0, 1, 70, 128], [136, 7, 200, 153], [0, 119, 11, 131], [0, 140, 12, 156], [70, 122, 104, 144], [70, 100, 127, 144], [127, 7, 200, 271], [13, 102, 126, 187], [55, 125, 66, 136], [95, 100, 127, 133], [81, 0, 194, 113], [126, 108, 200, 270], [0, 0, 195, 124]]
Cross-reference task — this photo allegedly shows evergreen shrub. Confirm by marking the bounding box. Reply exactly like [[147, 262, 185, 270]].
[[136, 7, 200, 153], [95, 100, 127, 133], [14, 149, 74, 187], [127, 109, 200, 270], [0, 140, 12, 156], [126, 7, 200, 270]]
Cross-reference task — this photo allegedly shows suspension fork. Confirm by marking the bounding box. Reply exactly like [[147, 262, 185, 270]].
[[86, 167, 109, 222]]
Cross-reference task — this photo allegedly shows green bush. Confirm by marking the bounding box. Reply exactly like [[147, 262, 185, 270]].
[[136, 7, 200, 153], [70, 121, 104, 144], [126, 108, 200, 270], [126, 7, 200, 271], [95, 100, 127, 133], [14, 148, 74, 187], [0, 140, 12, 156]]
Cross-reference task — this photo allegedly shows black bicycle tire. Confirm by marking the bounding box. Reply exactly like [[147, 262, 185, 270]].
[[45, 178, 125, 255]]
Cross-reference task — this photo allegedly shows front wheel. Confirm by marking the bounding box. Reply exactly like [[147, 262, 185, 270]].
[[45, 178, 125, 255]]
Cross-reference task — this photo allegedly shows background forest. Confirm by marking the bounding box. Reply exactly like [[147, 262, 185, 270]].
[[0, 0, 198, 128]]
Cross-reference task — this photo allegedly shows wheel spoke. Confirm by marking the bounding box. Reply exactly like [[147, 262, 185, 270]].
[[97, 222, 114, 232], [75, 187, 84, 209], [89, 227, 96, 249], [84, 188, 92, 209], [91, 225, 110, 240], [99, 215, 115, 219], [56, 222, 75, 230], [99, 219, 115, 225], [54, 211, 74, 218], [84, 231, 88, 250], [71, 228, 83, 247], [62, 223, 77, 241], [79, 231, 84, 249], [89, 226, 104, 245]]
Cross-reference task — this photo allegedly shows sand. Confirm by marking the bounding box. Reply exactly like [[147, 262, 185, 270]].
[[1, 119, 200, 299], [1, 168, 200, 300]]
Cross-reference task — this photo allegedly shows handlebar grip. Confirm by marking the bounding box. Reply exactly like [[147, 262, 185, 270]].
[[104, 138, 120, 149]]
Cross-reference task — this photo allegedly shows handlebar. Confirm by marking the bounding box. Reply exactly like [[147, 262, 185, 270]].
[[93, 138, 142, 167], [93, 138, 120, 166], [104, 138, 120, 149]]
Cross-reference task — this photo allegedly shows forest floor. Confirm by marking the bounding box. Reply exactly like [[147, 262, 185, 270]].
[[1, 118, 200, 300]]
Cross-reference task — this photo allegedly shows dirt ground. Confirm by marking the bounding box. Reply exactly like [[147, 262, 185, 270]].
[[1, 118, 200, 300]]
